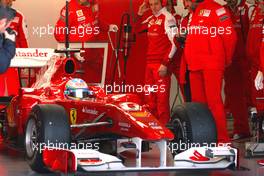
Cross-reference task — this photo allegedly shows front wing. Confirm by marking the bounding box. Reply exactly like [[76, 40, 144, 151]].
[[42, 138, 237, 173]]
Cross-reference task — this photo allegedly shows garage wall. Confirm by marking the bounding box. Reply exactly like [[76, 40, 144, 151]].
[[12, 0, 229, 48], [13, 0, 64, 48], [12, 0, 191, 48]]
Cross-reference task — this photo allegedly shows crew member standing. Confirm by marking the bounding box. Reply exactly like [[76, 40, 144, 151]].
[[0, 0, 28, 95], [224, 0, 251, 140], [246, 0, 263, 107], [184, 0, 237, 143], [137, 0, 177, 125]]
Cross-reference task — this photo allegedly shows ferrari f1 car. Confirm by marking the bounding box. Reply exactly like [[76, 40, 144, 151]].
[[0, 46, 237, 173]]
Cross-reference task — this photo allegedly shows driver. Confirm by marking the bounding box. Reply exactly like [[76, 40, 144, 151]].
[[64, 78, 94, 100]]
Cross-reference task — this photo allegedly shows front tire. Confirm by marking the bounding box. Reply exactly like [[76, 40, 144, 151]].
[[169, 103, 217, 155], [25, 104, 71, 173]]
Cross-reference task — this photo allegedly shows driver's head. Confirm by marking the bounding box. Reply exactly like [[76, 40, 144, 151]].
[[149, 0, 163, 15], [0, 5, 16, 33], [0, 0, 15, 7], [183, 0, 203, 11], [64, 78, 94, 100]]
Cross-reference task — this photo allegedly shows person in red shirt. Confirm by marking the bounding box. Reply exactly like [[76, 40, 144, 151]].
[[224, 0, 251, 140], [0, 0, 29, 96], [183, 0, 237, 143], [137, 0, 177, 125], [246, 0, 263, 107], [54, 0, 117, 83]]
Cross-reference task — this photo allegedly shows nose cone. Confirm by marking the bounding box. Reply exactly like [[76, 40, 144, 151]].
[[128, 111, 174, 141]]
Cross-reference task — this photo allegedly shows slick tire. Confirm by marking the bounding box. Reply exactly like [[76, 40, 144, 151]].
[[169, 102, 217, 155], [25, 104, 71, 173]]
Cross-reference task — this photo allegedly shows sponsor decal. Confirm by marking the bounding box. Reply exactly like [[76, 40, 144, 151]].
[[119, 102, 141, 111], [76, 10, 84, 17], [118, 122, 131, 131], [149, 122, 163, 130], [77, 16, 86, 22], [130, 111, 149, 118], [199, 9, 211, 17], [216, 7, 226, 16], [70, 108, 77, 125], [199, 10, 204, 16], [15, 49, 48, 57], [203, 10, 211, 17], [220, 15, 229, 22], [118, 122, 131, 128], [159, 131, 165, 134], [82, 107, 98, 115], [155, 19, 162, 25]]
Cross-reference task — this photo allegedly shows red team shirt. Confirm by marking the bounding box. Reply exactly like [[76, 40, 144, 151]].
[[138, 7, 177, 66], [54, 0, 107, 42], [184, 0, 237, 70]]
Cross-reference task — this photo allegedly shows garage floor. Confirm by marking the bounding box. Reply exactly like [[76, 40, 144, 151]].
[[0, 138, 264, 176]]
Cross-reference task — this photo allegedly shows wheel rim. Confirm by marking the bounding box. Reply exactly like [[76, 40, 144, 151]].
[[25, 117, 38, 158], [171, 118, 188, 153]]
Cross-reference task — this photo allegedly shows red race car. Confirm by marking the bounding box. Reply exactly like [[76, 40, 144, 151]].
[[0, 46, 236, 173]]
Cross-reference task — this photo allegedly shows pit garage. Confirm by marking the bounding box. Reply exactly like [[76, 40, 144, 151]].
[[0, 0, 263, 175]]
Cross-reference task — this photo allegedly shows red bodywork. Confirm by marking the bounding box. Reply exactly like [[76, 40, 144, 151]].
[[6, 56, 174, 142]]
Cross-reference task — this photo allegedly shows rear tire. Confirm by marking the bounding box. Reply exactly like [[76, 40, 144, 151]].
[[169, 102, 217, 155], [25, 104, 71, 173]]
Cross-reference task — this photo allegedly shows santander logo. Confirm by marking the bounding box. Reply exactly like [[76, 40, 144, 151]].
[[15, 49, 48, 58]]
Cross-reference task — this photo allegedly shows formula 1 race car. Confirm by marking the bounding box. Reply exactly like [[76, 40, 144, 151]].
[[0, 46, 237, 173]]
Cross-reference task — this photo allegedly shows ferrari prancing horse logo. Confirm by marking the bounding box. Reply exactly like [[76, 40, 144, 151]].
[[70, 108, 77, 125]]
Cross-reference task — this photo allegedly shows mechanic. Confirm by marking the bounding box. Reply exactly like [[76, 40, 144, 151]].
[[224, 0, 251, 140], [183, 0, 237, 143], [137, 0, 177, 125], [0, 0, 29, 96], [246, 0, 264, 108], [0, 5, 16, 74], [164, 0, 192, 102], [54, 0, 117, 83]]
